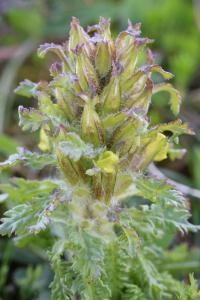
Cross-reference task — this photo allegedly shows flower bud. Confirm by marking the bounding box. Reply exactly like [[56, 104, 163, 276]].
[[96, 150, 119, 203], [111, 118, 138, 155], [95, 41, 112, 78], [74, 46, 99, 92], [116, 24, 153, 82], [56, 148, 80, 184], [81, 100, 104, 146], [56, 127, 86, 184], [50, 62, 62, 77], [126, 78, 153, 114], [101, 66, 121, 113], [111, 110, 147, 156], [121, 69, 147, 94], [54, 88, 75, 122], [68, 17, 94, 57]]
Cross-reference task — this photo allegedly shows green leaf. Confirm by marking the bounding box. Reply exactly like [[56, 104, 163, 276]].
[[135, 176, 199, 233], [51, 259, 72, 300], [0, 153, 23, 170], [105, 242, 128, 299], [0, 147, 56, 171], [177, 274, 200, 300], [59, 132, 104, 161], [123, 284, 148, 300], [73, 231, 105, 278], [0, 179, 60, 235], [153, 83, 181, 115], [37, 43, 71, 71], [0, 204, 50, 236], [0, 177, 58, 203], [15, 80, 38, 98], [59, 133, 86, 161], [38, 43, 65, 59], [168, 148, 186, 161], [147, 64, 174, 80], [37, 92, 69, 127], [18, 106, 48, 131], [102, 111, 126, 129], [153, 119, 194, 137], [85, 167, 100, 176]]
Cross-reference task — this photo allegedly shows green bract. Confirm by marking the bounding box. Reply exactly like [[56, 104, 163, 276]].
[[0, 17, 198, 300]]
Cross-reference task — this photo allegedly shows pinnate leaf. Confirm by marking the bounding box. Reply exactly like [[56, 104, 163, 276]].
[[15, 79, 38, 98], [59, 132, 104, 161], [153, 83, 181, 115], [0, 147, 56, 170], [18, 106, 48, 131]]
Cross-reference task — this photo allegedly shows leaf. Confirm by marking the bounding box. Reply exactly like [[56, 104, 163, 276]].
[[135, 176, 199, 233], [136, 176, 177, 204], [37, 92, 69, 127], [49, 73, 72, 89], [0, 153, 24, 170], [59, 133, 86, 161], [123, 284, 148, 300], [18, 106, 48, 131], [0, 178, 58, 204], [153, 120, 194, 137], [37, 43, 71, 70], [102, 111, 126, 129], [51, 259, 72, 300], [38, 43, 64, 59], [168, 148, 186, 161], [59, 132, 104, 161], [119, 175, 199, 244], [15, 80, 38, 98], [150, 65, 173, 80], [0, 204, 51, 236], [153, 83, 181, 115], [177, 274, 200, 299], [105, 242, 129, 299], [85, 167, 100, 176], [0, 147, 56, 170], [0, 179, 60, 235], [73, 231, 105, 279]]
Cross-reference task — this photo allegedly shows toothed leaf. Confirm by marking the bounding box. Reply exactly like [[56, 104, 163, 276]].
[[153, 83, 181, 115], [15, 79, 38, 98], [18, 106, 48, 131]]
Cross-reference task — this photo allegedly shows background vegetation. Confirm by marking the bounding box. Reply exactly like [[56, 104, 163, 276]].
[[0, 0, 200, 299]]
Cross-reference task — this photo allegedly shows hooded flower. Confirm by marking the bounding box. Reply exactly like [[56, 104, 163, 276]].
[[15, 17, 192, 203]]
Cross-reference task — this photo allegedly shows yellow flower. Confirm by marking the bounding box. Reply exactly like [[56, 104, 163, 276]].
[[96, 151, 119, 174]]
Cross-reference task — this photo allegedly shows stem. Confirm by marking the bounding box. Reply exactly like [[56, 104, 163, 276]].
[[148, 163, 200, 199]]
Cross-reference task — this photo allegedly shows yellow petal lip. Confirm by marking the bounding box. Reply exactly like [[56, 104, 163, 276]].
[[96, 151, 119, 173], [153, 133, 169, 161], [38, 128, 50, 152]]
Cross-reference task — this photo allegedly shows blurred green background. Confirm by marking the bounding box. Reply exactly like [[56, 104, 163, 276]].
[[0, 0, 200, 299]]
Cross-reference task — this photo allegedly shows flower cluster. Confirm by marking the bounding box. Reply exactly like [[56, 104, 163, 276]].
[[15, 17, 191, 204]]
